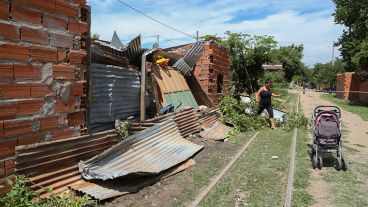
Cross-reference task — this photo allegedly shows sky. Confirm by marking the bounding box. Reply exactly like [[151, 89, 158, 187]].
[[88, 0, 344, 67]]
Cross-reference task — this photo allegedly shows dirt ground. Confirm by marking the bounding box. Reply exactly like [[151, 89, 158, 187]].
[[298, 90, 368, 207], [102, 135, 248, 207]]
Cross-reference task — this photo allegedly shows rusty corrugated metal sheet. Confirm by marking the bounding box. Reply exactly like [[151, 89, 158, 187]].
[[172, 41, 204, 76], [126, 35, 145, 66], [199, 108, 219, 128], [90, 63, 150, 133], [79, 119, 203, 180], [142, 108, 201, 138], [14, 130, 118, 197], [186, 74, 213, 107], [199, 121, 233, 141], [70, 159, 195, 200]]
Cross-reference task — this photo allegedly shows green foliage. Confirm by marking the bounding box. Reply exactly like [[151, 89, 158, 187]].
[[115, 120, 130, 139], [91, 33, 100, 40], [333, 0, 368, 73], [276, 44, 306, 81], [280, 112, 309, 131], [0, 176, 97, 207], [311, 58, 345, 87], [0, 176, 38, 207], [262, 71, 288, 88]]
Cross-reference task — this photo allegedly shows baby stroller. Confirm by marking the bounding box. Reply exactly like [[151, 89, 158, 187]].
[[311, 106, 347, 171]]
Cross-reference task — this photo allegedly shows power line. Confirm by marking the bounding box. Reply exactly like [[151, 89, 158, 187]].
[[116, 0, 197, 39]]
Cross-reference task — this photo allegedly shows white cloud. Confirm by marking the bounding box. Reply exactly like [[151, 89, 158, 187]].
[[89, 0, 343, 66]]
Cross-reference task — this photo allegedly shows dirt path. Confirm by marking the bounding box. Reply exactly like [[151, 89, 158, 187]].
[[298, 90, 368, 207]]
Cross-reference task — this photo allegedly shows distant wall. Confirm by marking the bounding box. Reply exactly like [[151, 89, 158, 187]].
[[336, 72, 368, 104], [0, 0, 89, 194]]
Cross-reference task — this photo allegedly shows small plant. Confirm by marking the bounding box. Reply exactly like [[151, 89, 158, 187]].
[[115, 120, 130, 139], [280, 112, 309, 130], [0, 176, 39, 207], [0, 176, 97, 207]]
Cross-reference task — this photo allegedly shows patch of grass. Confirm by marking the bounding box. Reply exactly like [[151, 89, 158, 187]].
[[171, 132, 253, 207], [199, 129, 293, 207], [320, 94, 368, 121], [291, 128, 315, 207]]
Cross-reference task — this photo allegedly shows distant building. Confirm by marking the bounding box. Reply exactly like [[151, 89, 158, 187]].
[[262, 64, 284, 72]]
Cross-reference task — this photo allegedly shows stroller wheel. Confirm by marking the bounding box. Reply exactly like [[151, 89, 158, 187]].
[[318, 156, 323, 170], [336, 157, 342, 171], [341, 156, 348, 171], [312, 155, 318, 169]]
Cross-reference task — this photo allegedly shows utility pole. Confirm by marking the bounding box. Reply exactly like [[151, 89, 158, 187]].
[[156, 35, 160, 47], [332, 41, 335, 67], [196, 30, 199, 42]]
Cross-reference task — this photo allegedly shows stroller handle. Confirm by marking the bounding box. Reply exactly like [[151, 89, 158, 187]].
[[314, 105, 341, 118]]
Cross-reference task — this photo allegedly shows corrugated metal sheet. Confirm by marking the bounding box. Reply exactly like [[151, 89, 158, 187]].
[[186, 74, 213, 107], [183, 41, 205, 68], [172, 41, 204, 76], [14, 130, 118, 198], [164, 91, 198, 110], [90, 63, 150, 133], [143, 108, 201, 138], [152, 65, 198, 111], [199, 121, 233, 141], [126, 35, 144, 66], [79, 119, 203, 180], [70, 159, 195, 200], [199, 108, 219, 128], [173, 58, 192, 76]]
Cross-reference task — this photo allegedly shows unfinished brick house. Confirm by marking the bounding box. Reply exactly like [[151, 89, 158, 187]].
[[0, 0, 89, 193], [167, 40, 231, 106]]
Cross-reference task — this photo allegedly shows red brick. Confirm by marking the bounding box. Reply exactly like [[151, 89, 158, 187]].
[[67, 111, 85, 126], [0, 161, 4, 177], [0, 1, 9, 20], [0, 121, 3, 138], [0, 63, 13, 79], [68, 50, 86, 64], [0, 102, 16, 120], [0, 83, 31, 99], [29, 0, 55, 11], [12, 4, 42, 25], [68, 18, 88, 35], [16, 99, 43, 116], [21, 27, 49, 44], [40, 115, 66, 131], [13, 0, 28, 4], [31, 83, 54, 97], [3, 119, 33, 138], [18, 133, 43, 145], [57, 49, 67, 63], [52, 127, 74, 140], [31, 46, 57, 62], [0, 22, 20, 41], [72, 0, 86, 5], [55, 98, 75, 112], [52, 64, 76, 79], [0, 43, 29, 61], [14, 64, 41, 80], [70, 81, 84, 96], [55, 0, 78, 17], [4, 159, 15, 175], [43, 13, 67, 31], [50, 33, 74, 48], [0, 139, 17, 159]]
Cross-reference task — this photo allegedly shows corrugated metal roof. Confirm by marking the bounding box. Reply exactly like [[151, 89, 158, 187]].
[[79, 119, 203, 180], [199, 121, 233, 141], [172, 41, 204, 76], [70, 159, 195, 200], [152, 65, 198, 111], [90, 63, 150, 133], [199, 108, 219, 128], [126, 35, 145, 66], [14, 130, 118, 198]]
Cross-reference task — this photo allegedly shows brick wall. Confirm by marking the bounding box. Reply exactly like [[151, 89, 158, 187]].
[[0, 0, 89, 194], [193, 41, 230, 106], [336, 72, 368, 104]]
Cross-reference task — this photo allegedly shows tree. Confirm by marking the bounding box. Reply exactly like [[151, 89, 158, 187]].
[[333, 0, 368, 74], [312, 58, 345, 88], [221, 32, 278, 94], [275, 44, 305, 81]]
